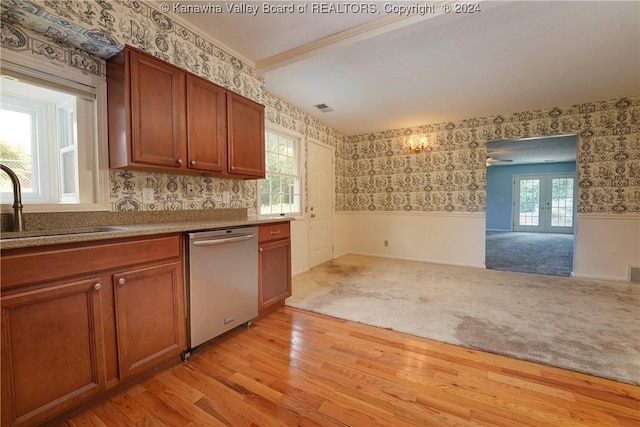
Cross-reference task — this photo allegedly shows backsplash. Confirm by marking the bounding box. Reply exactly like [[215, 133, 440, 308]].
[[337, 97, 640, 214], [109, 170, 258, 214]]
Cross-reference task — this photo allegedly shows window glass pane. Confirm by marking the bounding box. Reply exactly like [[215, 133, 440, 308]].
[[259, 130, 301, 216], [260, 193, 270, 214], [551, 178, 573, 227], [271, 174, 281, 193], [284, 156, 295, 174], [0, 108, 34, 193], [279, 155, 290, 174], [61, 151, 76, 195], [519, 179, 540, 226]]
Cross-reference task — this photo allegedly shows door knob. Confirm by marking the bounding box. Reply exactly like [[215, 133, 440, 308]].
[[118, 278, 126, 285], [93, 283, 102, 290]]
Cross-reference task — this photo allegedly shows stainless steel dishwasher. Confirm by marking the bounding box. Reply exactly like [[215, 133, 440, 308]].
[[185, 227, 258, 352]]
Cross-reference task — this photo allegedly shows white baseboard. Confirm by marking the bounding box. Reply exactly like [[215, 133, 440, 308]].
[[333, 251, 349, 259], [292, 267, 310, 277], [572, 273, 630, 282], [342, 251, 486, 270]]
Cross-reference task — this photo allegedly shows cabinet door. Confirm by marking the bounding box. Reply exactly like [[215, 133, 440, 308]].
[[113, 262, 186, 379], [1, 278, 106, 427], [227, 92, 265, 178], [259, 238, 292, 312], [129, 49, 186, 168], [186, 75, 227, 172]]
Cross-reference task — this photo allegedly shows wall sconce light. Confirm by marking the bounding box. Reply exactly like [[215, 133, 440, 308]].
[[406, 136, 428, 154]]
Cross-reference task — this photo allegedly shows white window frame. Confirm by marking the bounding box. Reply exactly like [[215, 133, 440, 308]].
[[0, 95, 49, 202], [0, 50, 109, 212], [56, 98, 79, 202], [258, 125, 305, 218]]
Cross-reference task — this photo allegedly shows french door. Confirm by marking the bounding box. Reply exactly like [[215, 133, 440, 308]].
[[513, 173, 575, 233]]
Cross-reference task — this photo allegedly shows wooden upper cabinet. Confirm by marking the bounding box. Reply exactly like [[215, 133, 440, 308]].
[[108, 47, 186, 170], [107, 45, 265, 178], [130, 49, 186, 168], [186, 75, 226, 173], [227, 92, 266, 178]]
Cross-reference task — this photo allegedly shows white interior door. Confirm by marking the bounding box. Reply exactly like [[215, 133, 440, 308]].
[[513, 173, 575, 233], [308, 141, 334, 267]]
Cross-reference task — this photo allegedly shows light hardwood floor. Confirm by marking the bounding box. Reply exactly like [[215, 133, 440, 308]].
[[66, 307, 640, 426]]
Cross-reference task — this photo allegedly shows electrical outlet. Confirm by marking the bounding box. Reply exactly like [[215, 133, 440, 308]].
[[223, 191, 230, 204], [186, 184, 197, 197], [142, 188, 154, 204]]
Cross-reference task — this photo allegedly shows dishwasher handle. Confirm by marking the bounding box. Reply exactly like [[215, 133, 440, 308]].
[[192, 233, 256, 247]]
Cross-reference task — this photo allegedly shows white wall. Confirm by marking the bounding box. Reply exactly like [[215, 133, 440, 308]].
[[332, 212, 639, 281], [333, 212, 486, 268], [290, 217, 309, 275], [574, 215, 640, 280]]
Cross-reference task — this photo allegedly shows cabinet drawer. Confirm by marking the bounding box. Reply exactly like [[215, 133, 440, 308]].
[[1, 234, 182, 290], [258, 222, 290, 243]]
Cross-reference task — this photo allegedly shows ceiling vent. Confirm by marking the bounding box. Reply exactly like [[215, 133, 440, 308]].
[[314, 103, 334, 113]]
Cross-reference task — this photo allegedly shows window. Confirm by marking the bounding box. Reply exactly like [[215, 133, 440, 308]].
[[259, 129, 301, 216], [0, 84, 83, 203], [0, 54, 107, 212]]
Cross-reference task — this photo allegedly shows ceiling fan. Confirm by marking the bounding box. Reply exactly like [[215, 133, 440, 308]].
[[486, 156, 513, 167]]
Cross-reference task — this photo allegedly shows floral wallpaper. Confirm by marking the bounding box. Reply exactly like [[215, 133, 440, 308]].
[[338, 98, 640, 214], [1, 0, 346, 215], [2, 0, 638, 216], [109, 170, 257, 212]]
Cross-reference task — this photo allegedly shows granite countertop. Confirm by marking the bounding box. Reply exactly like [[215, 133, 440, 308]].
[[0, 209, 292, 250]]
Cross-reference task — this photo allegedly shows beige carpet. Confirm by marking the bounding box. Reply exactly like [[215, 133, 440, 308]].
[[287, 254, 640, 385]]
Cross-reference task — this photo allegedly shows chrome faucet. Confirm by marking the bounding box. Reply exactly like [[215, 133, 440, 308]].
[[1, 164, 25, 232]]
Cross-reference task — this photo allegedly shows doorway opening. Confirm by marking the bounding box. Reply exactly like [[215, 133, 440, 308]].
[[485, 135, 578, 276]]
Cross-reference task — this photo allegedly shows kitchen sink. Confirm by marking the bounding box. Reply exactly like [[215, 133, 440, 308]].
[[0, 226, 128, 240]]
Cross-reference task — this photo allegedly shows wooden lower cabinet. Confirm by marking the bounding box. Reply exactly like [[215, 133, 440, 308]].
[[258, 222, 292, 314], [113, 262, 185, 379], [0, 234, 186, 426], [1, 277, 106, 427]]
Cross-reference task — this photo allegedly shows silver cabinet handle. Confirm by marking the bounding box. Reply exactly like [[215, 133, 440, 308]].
[[270, 230, 281, 235], [177, 158, 183, 165], [94, 283, 102, 290], [259, 248, 263, 253], [230, 166, 235, 171], [190, 160, 196, 166], [118, 277, 126, 285]]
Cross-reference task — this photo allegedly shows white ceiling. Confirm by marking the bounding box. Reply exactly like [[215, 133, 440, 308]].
[[175, 1, 639, 136], [487, 135, 577, 166]]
